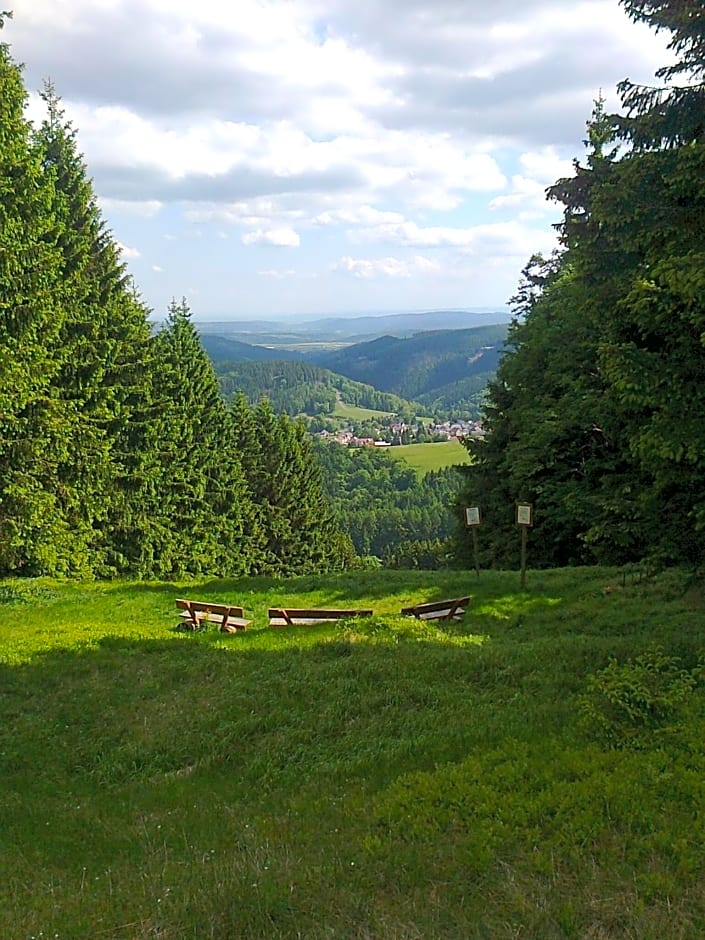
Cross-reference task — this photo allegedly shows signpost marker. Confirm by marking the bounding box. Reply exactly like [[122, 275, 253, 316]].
[[515, 502, 533, 588], [464, 507, 482, 577]]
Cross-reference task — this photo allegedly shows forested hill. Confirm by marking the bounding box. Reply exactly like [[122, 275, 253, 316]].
[[201, 324, 508, 417], [200, 333, 301, 364], [215, 360, 415, 416], [309, 324, 507, 410]]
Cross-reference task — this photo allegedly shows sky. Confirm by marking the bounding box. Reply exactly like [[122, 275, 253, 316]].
[[6, 0, 671, 321]]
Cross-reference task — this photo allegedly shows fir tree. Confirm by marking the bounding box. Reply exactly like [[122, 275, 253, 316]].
[[618, 0, 705, 148], [233, 396, 352, 575], [32, 81, 158, 575], [0, 33, 71, 574], [146, 300, 257, 577], [457, 5, 705, 568]]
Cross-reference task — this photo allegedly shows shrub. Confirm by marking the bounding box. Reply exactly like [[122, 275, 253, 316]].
[[579, 648, 697, 749]]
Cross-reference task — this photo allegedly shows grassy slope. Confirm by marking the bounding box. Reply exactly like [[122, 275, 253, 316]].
[[1, 568, 705, 939], [332, 401, 394, 420], [386, 439, 471, 475]]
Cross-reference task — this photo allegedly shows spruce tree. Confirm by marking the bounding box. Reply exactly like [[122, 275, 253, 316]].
[[457, 101, 645, 568], [232, 396, 352, 575], [458, 3, 705, 568], [146, 300, 257, 577], [0, 30, 71, 574], [32, 82, 159, 575], [618, 0, 705, 148], [598, 1, 705, 562]]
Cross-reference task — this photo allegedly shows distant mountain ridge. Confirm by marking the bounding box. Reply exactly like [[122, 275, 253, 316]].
[[294, 309, 510, 336], [196, 308, 510, 343], [198, 322, 509, 419]]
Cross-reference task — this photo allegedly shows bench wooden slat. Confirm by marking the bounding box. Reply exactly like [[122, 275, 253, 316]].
[[176, 598, 252, 631], [268, 607, 373, 627], [400, 596, 470, 622]]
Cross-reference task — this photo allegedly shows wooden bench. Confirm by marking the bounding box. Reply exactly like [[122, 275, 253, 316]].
[[176, 598, 252, 632], [268, 607, 374, 627], [400, 596, 470, 622]]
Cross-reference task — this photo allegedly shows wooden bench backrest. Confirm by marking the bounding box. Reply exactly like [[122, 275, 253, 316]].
[[400, 596, 470, 618], [268, 607, 373, 625], [176, 598, 245, 618]]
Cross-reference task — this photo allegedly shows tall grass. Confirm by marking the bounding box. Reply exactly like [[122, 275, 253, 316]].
[[1, 567, 704, 938]]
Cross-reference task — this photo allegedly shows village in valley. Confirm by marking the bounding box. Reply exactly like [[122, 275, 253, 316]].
[[317, 417, 485, 448]]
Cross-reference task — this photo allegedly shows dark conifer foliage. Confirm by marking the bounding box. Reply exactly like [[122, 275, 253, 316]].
[[0, 39, 69, 574], [0, 27, 351, 580], [233, 396, 354, 575], [144, 300, 257, 577], [31, 82, 158, 575], [313, 438, 462, 564], [618, 0, 705, 148], [457, 1, 705, 569]]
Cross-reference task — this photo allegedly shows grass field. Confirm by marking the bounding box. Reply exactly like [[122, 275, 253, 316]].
[[332, 400, 394, 420], [2, 566, 705, 938], [387, 439, 471, 475]]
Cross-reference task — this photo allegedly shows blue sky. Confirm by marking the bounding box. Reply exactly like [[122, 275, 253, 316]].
[[7, 0, 670, 320]]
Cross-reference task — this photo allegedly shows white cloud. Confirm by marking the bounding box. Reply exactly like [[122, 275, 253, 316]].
[[6, 0, 675, 317], [413, 255, 442, 274], [98, 198, 163, 217], [314, 205, 405, 227], [116, 242, 141, 259], [334, 256, 411, 279], [242, 228, 301, 248], [334, 254, 442, 279]]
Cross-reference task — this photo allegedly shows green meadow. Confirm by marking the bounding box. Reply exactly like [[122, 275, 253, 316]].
[[388, 439, 471, 475], [332, 401, 394, 421], [2, 567, 705, 939]]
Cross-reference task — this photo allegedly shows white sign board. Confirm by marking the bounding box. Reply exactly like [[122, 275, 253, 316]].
[[464, 507, 481, 528]]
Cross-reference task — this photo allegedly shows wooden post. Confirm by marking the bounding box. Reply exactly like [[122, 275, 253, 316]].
[[515, 502, 533, 590], [464, 507, 481, 578]]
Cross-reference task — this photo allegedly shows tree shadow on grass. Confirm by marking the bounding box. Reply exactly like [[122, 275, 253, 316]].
[[116, 569, 520, 604], [1, 625, 698, 940], [1, 627, 517, 796]]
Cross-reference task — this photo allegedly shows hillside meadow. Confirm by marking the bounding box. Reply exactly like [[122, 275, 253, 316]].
[[332, 401, 395, 421], [387, 439, 471, 476], [2, 566, 705, 939]]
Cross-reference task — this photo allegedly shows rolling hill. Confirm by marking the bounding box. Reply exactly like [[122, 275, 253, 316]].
[[199, 333, 302, 364], [214, 359, 418, 416], [195, 308, 511, 344], [198, 323, 509, 418], [309, 324, 507, 406]]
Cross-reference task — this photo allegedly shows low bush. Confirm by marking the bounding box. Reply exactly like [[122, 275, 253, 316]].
[[579, 647, 700, 749]]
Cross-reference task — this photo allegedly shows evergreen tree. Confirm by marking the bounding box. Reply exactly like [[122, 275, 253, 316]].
[[457, 4, 705, 569], [618, 0, 705, 148], [144, 300, 257, 577], [31, 82, 160, 575], [455, 253, 627, 568], [0, 31, 71, 574], [597, 1, 705, 562], [233, 397, 353, 574]]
